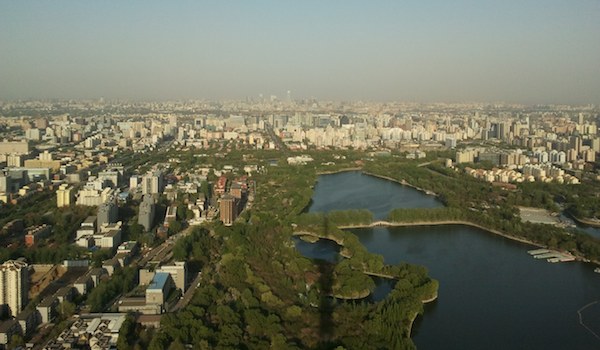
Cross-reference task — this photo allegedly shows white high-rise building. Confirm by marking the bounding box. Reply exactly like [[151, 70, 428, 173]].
[[0, 258, 29, 317]]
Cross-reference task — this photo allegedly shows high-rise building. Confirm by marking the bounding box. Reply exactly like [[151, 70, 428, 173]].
[[0, 258, 29, 317], [25, 128, 41, 141], [583, 149, 596, 163], [97, 201, 118, 230], [141, 171, 164, 195], [169, 114, 178, 128], [570, 136, 582, 153], [35, 118, 48, 129], [138, 195, 156, 232], [6, 154, 23, 167], [56, 184, 75, 207], [220, 195, 237, 226]]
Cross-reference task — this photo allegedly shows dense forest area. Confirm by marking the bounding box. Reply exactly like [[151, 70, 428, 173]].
[[131, 221, 435, 350]]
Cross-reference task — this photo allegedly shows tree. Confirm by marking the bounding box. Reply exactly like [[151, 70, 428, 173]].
[[58, 301, 76, 320], [129, 222, 144, 240], [8, 334, 24, 349], [168, 220, 183, 235], [117, 314, 136, 350], [168, 338, 186, 350], [177, 205, 192, 221]]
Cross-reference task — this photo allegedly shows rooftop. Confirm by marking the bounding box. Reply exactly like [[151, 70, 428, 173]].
[[148, 272, 170, 291]]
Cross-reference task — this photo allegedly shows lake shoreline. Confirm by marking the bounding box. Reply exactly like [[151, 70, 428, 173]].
[[338, 220, 546, 249], [296, 219, 547, 253], [316, 167, 363, 175], [570, 214, 600, 228], [408, 292, 438, 339], [362, 171, 440, 198]]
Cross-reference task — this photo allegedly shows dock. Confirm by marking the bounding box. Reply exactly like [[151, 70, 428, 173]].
[[528, 249, 551, 255], [528, 249, 575, 263], [547, 256, 576, 263], [534, 252, 561, 259]]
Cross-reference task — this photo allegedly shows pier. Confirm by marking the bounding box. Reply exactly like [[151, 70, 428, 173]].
[[528, 249, 575, 263]]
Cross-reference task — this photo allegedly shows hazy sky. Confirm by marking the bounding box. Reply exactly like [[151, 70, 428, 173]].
[[1, 1, 599, 104]]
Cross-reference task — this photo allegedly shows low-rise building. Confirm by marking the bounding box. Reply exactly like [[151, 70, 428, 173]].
[[16, 308, 40, 337], [37, 297, 58, 324], [117, 298, 162, 315], [156, 261, 187, 293], [74, 275, 93, 296], [0, 319, 21, 349], [56, 286, 75, 304], [75, 221, 122, 249], [24, 224, 52, 247], [42, 313, 126, 350]]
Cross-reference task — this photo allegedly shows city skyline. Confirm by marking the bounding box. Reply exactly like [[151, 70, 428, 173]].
[[1, 1, 599, 104]]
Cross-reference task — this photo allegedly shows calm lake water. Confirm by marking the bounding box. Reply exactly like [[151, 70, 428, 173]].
[[308, 171, 442, 220], [577, 224, 600, 239], [302, 171, 600, 350]]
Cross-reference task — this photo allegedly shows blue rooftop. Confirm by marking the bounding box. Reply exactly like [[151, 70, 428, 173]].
[[148, 272, 170, 290]]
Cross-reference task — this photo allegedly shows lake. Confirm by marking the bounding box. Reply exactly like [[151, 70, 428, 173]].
[[302, 171, 600, 349], [308, 171, 442, 220]]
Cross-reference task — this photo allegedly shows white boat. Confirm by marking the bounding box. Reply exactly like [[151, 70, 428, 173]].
[[594, 267, 600, 273]]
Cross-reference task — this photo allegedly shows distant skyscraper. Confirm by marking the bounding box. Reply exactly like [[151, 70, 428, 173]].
[[0, 258, 29, 317], [34, 118, 48, 129], [169, 114, 178, 128], [570, 136, 582, 153]]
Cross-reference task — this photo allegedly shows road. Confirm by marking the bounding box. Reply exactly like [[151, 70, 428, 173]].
[[171, 270, 204, 312], [264, 122, 289, 153], [136, 225, 195, 267]]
